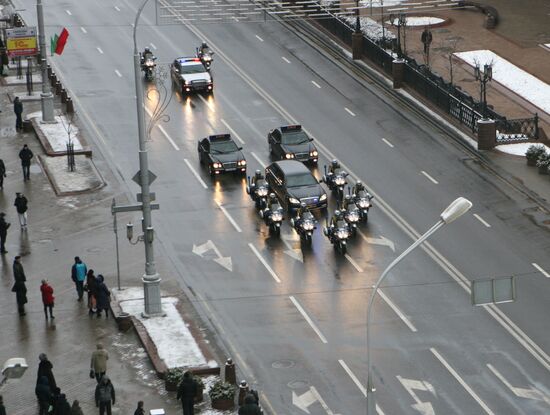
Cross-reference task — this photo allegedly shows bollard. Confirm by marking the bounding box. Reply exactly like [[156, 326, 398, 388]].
[[55, 81, 62, 95], [392, 59, 405, 89], [50, 73, 57, 87], [238, 380, 249, 406], [66, 97, 74, 114], [224, 358, 236, 385], [47, 65, 52, 79], [61, 89, 68, 103]]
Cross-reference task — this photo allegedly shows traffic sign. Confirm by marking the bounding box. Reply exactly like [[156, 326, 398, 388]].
[[132, 170, 157, 187], [6, 27, 38, 57]]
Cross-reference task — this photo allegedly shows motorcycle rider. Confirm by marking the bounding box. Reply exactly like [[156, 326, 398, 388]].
[[327, 209, 346, 236], [198, 42, 211, 57], [341, 194, 354, 211], [352, 180, 371, 198], [294, 202, 310, 226], [140, 47, 154, 65], [328, 159, 341, 176], [250, 170, 265, 194]]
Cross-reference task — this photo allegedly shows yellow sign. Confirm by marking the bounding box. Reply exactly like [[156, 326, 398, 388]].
[[7, 36, 38, 57]]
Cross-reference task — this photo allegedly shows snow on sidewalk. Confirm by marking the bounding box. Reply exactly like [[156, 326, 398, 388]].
[[114, 287, 213, 370], [27, 111, 83, 152], [454, 50, 550, 115], [495, 142, 550, 157]]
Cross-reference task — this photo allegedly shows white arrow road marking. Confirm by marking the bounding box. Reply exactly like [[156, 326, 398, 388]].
[[431, 348, 495, 415], [248, 243, 281, 283], [338, 360, 386, 414], [220, 118, 245, 144], [378, 290, 417, 332], [359, 230, 395, 251], [216, 201, 242, 232], [281, 233, 303, 262], [396, 376, 436, 415], [487, 364, 550, 405], [192, 240, 232, 271], [289, 296, 328, 344], [532, 263, 550, 278], [292, 386, 341, 414], [192, 240, 217, 256]]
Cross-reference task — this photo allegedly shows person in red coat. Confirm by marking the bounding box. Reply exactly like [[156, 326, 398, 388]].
[[40, 279, 55, 320]]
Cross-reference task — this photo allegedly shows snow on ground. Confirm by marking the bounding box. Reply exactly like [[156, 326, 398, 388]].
[[27, 111, 83, 152], [114, 287, 209, 369], [495, 143, 550, 157], [341, 16, 396, 41], [454, 50, 550, 115], [41, 155, 101, 194], [389, 16, 445, 26]]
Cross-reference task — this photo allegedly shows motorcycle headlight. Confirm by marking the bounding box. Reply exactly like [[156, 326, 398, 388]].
[[348, 211, 359, 222], [358, 199, 370, 208], [203, 55, 212, 62], [146, 61, 155, 67], [272, 212, 283, 222], [334, 176, 346, 185], [319, 194, 327, 201], [238, 159, 246, 166], [337, 229, 349, 239], [212, 162, 222, 169], [310, 150, 318, 157], [285, 153, 294, 159], [303, 221, 314, 230], [289, 197, 300, 205], [257, 187, 268, 197]]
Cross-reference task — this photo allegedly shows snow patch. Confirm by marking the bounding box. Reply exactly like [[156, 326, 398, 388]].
[[27, 111, 82, 152], [454, 50, 550, 115], [389, 16, 445, 26], [495, 143, 550, 157]]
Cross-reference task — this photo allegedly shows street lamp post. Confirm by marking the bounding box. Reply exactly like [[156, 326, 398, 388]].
[[36, 0, 54, 122], [475, 63, 492, 119], [366, 197, 472, 414]]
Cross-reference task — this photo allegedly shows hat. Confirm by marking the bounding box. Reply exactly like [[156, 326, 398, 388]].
[[39, 353, 47, 361]]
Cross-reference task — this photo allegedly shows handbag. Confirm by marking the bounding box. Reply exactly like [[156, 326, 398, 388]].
[[89, 369, 95, 379]]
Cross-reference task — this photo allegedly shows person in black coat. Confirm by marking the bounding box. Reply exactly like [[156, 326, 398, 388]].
[[37, 353, 57, 390], [95, 275, 110, 318], [176, 371, 197, 415], [0, 158, 6, 189], [0, 395, 7, 415], [238, 393, 262, 415], [12, 255, 27, 315], [18, 144, 33, 181], [55, 394, 71, 415], [14, 192, 28, 228], [14, 97, 23, 131], [0, 213, 10, 254], [133, 401, 145, 415], [35, 376, 52, 415]]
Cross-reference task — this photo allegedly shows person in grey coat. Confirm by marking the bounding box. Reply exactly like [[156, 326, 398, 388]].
[[95, 275, 110, 318], [12, 255, 27, 315], [95, 375, 115, 415]]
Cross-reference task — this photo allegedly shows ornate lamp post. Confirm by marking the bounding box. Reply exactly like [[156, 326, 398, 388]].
[[475, 63, 493, 118]]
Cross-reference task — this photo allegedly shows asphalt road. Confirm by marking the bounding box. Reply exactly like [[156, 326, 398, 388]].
[[15, 0, 550, 413]]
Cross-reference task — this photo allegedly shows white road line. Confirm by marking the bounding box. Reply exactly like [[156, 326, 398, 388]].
[[251, 152, 267, 168], [216, 200, 242, 233], [345, 107, 356, 117], [114, 6, 121, 11], [150, 43, 157, 50], [143, 107, 180, 151], [220, 118, 244, 144], [198, 94, 215, 112], [378, 289, 417, 332], [114, 69, 122, 78], [473, 213, 491, 228], [281, 56, 291, 63], [96, 47, 104, 54], [248, 243, 281, 283], [311, 80, 322, 89], [80, 27, 87, 34], [255, 35, 264, 42], [532, 263, 550, 278], [183, 159, 207, 189], [421, 170, 439, 184], [345, 254, 363, 272], [382, 138, 394, 148], [338, 360, 385, 414], [65, 10, 72, 15], [289, 296, 328, 344], [430, 348, 495, 415]]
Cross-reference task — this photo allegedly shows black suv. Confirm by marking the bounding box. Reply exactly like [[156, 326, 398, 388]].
[[198, 134, 246, 176], [268, 125, 318, 164], [265, 160, 327, 212], [171, 57, 213, 94]]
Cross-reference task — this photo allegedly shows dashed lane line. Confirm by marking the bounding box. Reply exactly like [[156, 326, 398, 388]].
[[289, 296, 328, 344], [255, 35, 264, 42], [473, 213, 491, 228], [345, 254, 364, 272], [150, 43, 157, 50], [345, 107, 356, 117], [97, 47, 104, 54], [114, 6, 121, 11], [143, 107, 180, 151], [338, 360, 386, 415], [216, 200, 242, 233], [421, 170, 439, 184], [382, 138, 394, 148], [65, 10, 72, 15], [248, 243, 281, 283], [183, 159, 207, 189], [281, 56, 291, 63], [220, 118, 245, 144], [198, 94, 215, 112], [250, 152, 266, 168], [80, 27, 87, 34], [114, 69, 122, 78], [532, 263, 550, 278], [378, 289, 417, 332], [311, 80, 321, 89]]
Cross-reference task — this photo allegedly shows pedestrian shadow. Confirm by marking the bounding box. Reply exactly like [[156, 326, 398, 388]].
[[19, 229, 31, 256]]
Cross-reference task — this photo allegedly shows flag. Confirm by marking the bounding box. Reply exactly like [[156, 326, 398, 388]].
[[50, 34, 58, 56], [54, 28, 69, 55]]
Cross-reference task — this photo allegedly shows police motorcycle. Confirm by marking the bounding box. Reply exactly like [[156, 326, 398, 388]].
[[323, 159, 348, 203], [341, 194, 360, 237], [140, 47, 157, 81], [290, 203, 316, 245], [351, 180, 374, 223], [246, 170, 270, 211], [259, 193, 284, 236], [196, 42, 214, 70], [323, 210, 350, 255]]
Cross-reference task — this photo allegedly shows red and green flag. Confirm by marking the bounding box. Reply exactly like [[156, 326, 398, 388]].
[[50, 34, 58, 55], [50, 28, 69, 55]]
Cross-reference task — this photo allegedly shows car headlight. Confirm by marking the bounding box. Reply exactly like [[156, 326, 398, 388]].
[[337, 229, 349, 239], [334, 176, 346, 185], [319, 194, 327, 201], [303, 221, 314, 230], [310, 150, 318, 157], [238, 159, 246, 166], [257, 187, 268, 197], [271, 212, 283, 222], [285, 153, 294, 159], [183, 80, 188, 85], [212, 162, 222, 169], [289, 197, 300, 205]]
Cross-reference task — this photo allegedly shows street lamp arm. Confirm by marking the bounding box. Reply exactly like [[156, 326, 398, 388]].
[[133, 0, 150, 54]]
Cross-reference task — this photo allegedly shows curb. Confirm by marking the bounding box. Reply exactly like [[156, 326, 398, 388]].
[[30, 116, 93, 157]]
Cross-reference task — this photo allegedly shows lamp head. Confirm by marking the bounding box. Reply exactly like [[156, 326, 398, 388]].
[[440, 197, 472, 224], [126, 223, 134, 241]]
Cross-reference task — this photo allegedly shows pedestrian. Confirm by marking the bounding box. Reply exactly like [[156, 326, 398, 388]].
[[0, 213, 10, 254], [238, 393, 262, 415], [12, 255, 27, 316], [50, 387, 62, 415], [0, 158, 6, 188], [176, 371, 198, 415], [55, 393, 71, 415], [94, 375, 115, 415], [14, 192, 28, 229], [90, 343, 109, 383], [0, 395, 6, 415], [95, 274, 111, 318], [71, 256, 87, 301], [85, 269, 97, 315], [134, 401, 145, 415], [37, 353, 57, 390], [35, 376, 52, 415], [70, 400, 84, 415], [18, 144, 33, 180], [40, 280, 55, 320], [0, 45, 8, 77], [14, 96, 23, 131]]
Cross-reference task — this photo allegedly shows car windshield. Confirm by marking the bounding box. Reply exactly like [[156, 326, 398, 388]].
[[281, 131, 310, 145], [181, 64, 206, 74], [286, 173, 318, 187], [211, 140, 239, 154]]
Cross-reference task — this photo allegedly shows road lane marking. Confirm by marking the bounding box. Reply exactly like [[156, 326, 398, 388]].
[[382, 138, 394, 148], [216, 200, 242, 232], [338, 360, 385, 414], [311, 80, 321, 89], [66, 10, 72, 15], [487, 364, 550, 404], [114, 69, 122, 77], [473, 213, 491, 227], [282, 56, 291, 63], [251, 152, 266, 168], [96, 47, 104, 54], [143, 107, 180, 151], [378, 289, 417, 332], [421, 170, 439, 184], [345, 107, 356, 117], [248, 243, 281, 283], [80, 27, 87, 34], [345, 254, 363, 272], [220, 118, 244, 144], [114, 6, 121, 11], [150, 43, 157, 50], [289, 296, 328, 344], [532, 263, 550, 278], [255, 35, 264, 42], [198, 94, 215, 112], [430, 348, 495, 415], [183, 159, 207, 189]]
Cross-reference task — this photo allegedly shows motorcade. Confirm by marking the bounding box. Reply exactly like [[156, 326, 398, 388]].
[[267, 125, 318, 164], [170, 57, 213, 94], [323, 211, 350, 254], [322, 160, 348, 202], [246, 170, 270, 210], [198, 134, 246, 176], [290, 204, 317, 245]]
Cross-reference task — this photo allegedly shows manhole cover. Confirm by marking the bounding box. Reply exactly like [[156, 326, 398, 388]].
[[272, 360, 295, 369], [288, 380, 309, 389]]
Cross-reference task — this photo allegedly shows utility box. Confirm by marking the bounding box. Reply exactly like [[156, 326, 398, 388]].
[[150, 409, 165, 415]]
